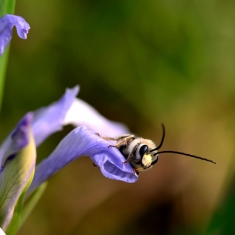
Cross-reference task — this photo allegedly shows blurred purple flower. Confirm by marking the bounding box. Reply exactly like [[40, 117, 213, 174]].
[[0, 14, 30, 55]]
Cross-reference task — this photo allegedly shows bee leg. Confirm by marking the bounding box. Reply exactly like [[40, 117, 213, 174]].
[[96, 133, 135, 143], [123, 152, 136, 165], [95, 133, 116, 140], [95, 133, 123, 141], [93, 162, 97, 167], [108, 136, 135, 149], [130, 168, 139, 175], [108, 145, 117, 148], [133, 167, 144, 171], [115, 136, 135, 147], [122, 161, 139, 175], [133, 170, 139, 175]]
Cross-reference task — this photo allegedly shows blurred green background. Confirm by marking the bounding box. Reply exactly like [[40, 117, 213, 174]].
[[1, 0, 235, 234]]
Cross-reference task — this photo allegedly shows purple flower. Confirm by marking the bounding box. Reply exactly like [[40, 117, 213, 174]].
[[0, 86, 138, 212], [0, 14, 30, 55], [28, 86, 138, 194]]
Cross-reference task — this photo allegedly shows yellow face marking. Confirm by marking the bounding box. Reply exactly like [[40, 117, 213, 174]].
[[142, 154, 153, 167]]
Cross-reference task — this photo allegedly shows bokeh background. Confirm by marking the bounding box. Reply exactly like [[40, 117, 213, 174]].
[[0, 0, 235, 234]]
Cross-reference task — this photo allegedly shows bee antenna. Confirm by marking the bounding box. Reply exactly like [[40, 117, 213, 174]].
[[150, 123, 165, 152], [156, 150, 216, 164]]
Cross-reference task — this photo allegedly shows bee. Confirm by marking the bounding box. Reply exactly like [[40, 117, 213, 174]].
[[98, 124, 216, 175]]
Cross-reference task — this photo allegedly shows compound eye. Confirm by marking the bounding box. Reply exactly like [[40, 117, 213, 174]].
[[151, 155, 158, 165], [139, 145, 148, 157]]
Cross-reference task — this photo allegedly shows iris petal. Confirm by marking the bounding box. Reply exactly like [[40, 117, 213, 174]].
[[32, 86, 79, 146], [0, 14, 30, 55], [64, 98, 129, 136]]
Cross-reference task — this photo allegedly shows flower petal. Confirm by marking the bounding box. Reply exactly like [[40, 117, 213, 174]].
[[64, 98, 129, 136], [32, 86, 79, 146], [0, 113, 36, 230], [0, 14, 30, 55], [0, 87, 78, 163], [28, 126, 138, 195]]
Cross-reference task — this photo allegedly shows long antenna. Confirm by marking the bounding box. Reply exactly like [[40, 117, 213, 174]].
[[150, 123, 165, 152], [149, 123, 216, 164], [156, 150, 216, 164]]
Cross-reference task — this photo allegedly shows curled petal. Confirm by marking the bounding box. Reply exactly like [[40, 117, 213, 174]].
[[0, 113, 36, 230], [64, 98, 129, 136], [28, 126, 138, 195], [0, 14, 30, 55], [32, 86, 79, 146]]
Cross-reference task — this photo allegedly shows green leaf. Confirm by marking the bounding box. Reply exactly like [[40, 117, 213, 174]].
[[5, 169, 47, 235], [0, 0, 16, 112], [5, 172, 34, 235], [20, 182, 47, 227], [0, 47, 9, 112], [203, 178, 235, 235], [0, 0, 16, 14]]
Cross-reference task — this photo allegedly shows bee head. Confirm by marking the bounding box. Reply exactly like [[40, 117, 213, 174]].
[[129, 123, 215, 174], [138, 144, 158, 167]]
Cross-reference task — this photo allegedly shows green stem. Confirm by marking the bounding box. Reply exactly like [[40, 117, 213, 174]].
[[0, 0, 16, 113]]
